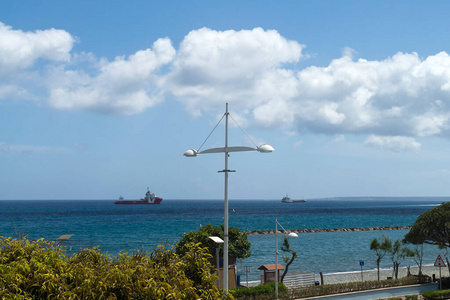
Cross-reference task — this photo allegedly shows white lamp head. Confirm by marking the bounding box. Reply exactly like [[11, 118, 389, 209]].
[[183, 149, 199, 157], [287, 232, 298, 238], [257, 144, 275, 153], [209, 236, 224, 243]]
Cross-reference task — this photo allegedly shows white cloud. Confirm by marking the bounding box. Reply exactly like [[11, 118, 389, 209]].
[[4, 23, 450, 144], [413, 114, 448, 137], [48, 38, 176, 114], [165, 27, 304, 117], [0, 22, 74, 74], [363, 135, 421, 152]]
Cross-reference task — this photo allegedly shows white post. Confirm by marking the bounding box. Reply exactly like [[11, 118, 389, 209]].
[[275, 218, 278, 298], [223, 103, 229, 291], [361, 265, 363, 281], [216, 247, 220, 288], [245, 266, 250, 287]]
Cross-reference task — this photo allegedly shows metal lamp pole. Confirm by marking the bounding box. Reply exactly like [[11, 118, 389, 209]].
[[223, 103, 230, 290], [209, 236, 224, 288], [275, 218, 279, 296], [275, 219, 298, 298], [184, 103, 274, 290]]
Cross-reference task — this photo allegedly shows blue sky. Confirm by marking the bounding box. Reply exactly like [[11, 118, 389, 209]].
[[2, 1, 450, 200]]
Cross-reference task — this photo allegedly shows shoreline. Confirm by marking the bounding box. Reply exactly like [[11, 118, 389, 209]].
[[244, 226, 411, 235]]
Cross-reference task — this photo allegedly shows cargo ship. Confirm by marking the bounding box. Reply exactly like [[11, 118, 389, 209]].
[[114, 188, 162, 204], [281, 195, 306, 203]]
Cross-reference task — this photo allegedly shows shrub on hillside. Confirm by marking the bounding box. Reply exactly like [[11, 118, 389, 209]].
[[231, 282, 288, 299], [422, 289, 450, 300], [0, 237, 229, 299], [290, 276, 430, 299]]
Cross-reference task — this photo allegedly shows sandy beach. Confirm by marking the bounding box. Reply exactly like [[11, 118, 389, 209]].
[[317, 265, 449, 285]]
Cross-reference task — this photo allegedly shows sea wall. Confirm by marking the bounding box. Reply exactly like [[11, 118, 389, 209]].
[[243, 226, 411, 235]]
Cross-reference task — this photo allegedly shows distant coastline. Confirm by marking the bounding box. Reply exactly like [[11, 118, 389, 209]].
[[244, 226, 411, 235]]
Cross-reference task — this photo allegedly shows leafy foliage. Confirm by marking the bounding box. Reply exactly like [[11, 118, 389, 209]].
[[389, 239, 413, 279], [231, 282, 288, 299], [370, 235, 392, 280], [404, 202, 450, 248], [232, 277, 430, 299], [175, 224, 251, 260], [422, 289, 450, 300], [289, 276, 430, 299], [402, 243, 425, 276], [280, 237, 297, 283], [0, 237, 228, 299]]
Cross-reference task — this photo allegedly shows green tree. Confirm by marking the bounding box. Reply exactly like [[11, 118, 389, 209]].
[[175, 224, 251, 261], [390, 239, 402, 279], [280, 237, 297, 283], [389, 239, 412, 279], [442, 246, 450, 274], [370, 235, 392, 281], [403, 202, 450, 277], [402, 244, 425, 276], [404, 202, 450, 248]]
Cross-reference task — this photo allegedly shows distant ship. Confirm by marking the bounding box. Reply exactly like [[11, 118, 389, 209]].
[[281, 195, 306, 203], [115, 188, 162, 204]]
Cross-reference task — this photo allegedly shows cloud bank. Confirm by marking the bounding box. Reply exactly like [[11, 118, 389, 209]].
[[0, 22, 73, 74], [3, 23, 450, 151], [363, 135, 421, 152]]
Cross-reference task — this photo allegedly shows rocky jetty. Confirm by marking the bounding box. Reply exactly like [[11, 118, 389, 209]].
[[243, 226, 411, 235]]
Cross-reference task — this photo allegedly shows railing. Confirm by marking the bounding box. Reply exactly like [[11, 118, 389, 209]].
[[283, 272, 316, 289]]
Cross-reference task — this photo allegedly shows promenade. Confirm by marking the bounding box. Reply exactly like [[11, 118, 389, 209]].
[[318, 265, 449, 285]]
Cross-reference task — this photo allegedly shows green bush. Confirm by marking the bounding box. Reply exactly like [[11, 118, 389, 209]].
[[422, 289, 450, 300], [232, 282, 288, 299], [438, 277, 450, 289], [404, 295, 419, 300], [291, 276, 430, 299], [0, 237, 229, 300]]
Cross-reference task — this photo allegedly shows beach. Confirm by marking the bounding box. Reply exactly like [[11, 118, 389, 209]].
[[317, 265, 449, 285]]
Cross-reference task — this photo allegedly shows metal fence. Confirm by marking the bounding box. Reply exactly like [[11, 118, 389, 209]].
[[283, 272, 316, 289]]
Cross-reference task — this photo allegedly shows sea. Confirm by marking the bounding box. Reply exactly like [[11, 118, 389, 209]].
[[0, 197, 448, 282]]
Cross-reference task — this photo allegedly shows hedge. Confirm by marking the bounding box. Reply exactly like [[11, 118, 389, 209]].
[[0, 237, 230, 299]]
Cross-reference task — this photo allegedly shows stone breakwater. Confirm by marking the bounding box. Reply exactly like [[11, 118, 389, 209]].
[[243, 226, 411, 235]]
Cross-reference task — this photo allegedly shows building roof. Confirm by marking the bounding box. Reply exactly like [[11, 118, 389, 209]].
[[258, 264, 285, 271]]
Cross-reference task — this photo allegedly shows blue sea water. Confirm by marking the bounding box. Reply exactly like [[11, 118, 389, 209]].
[[0, 198, 447, 281]]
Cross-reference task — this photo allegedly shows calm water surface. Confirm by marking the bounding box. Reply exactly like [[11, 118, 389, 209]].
[[0, 198, 447, 281]]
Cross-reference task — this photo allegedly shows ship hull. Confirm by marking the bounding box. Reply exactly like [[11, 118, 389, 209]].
[[282, 200, 306, 203], [114, 197, 163, 204]]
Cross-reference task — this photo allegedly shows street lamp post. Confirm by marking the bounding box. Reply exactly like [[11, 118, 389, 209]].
[[275, 219, 298, 298], [184, 103, 274, 290], [244, 266, 250, 287]]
